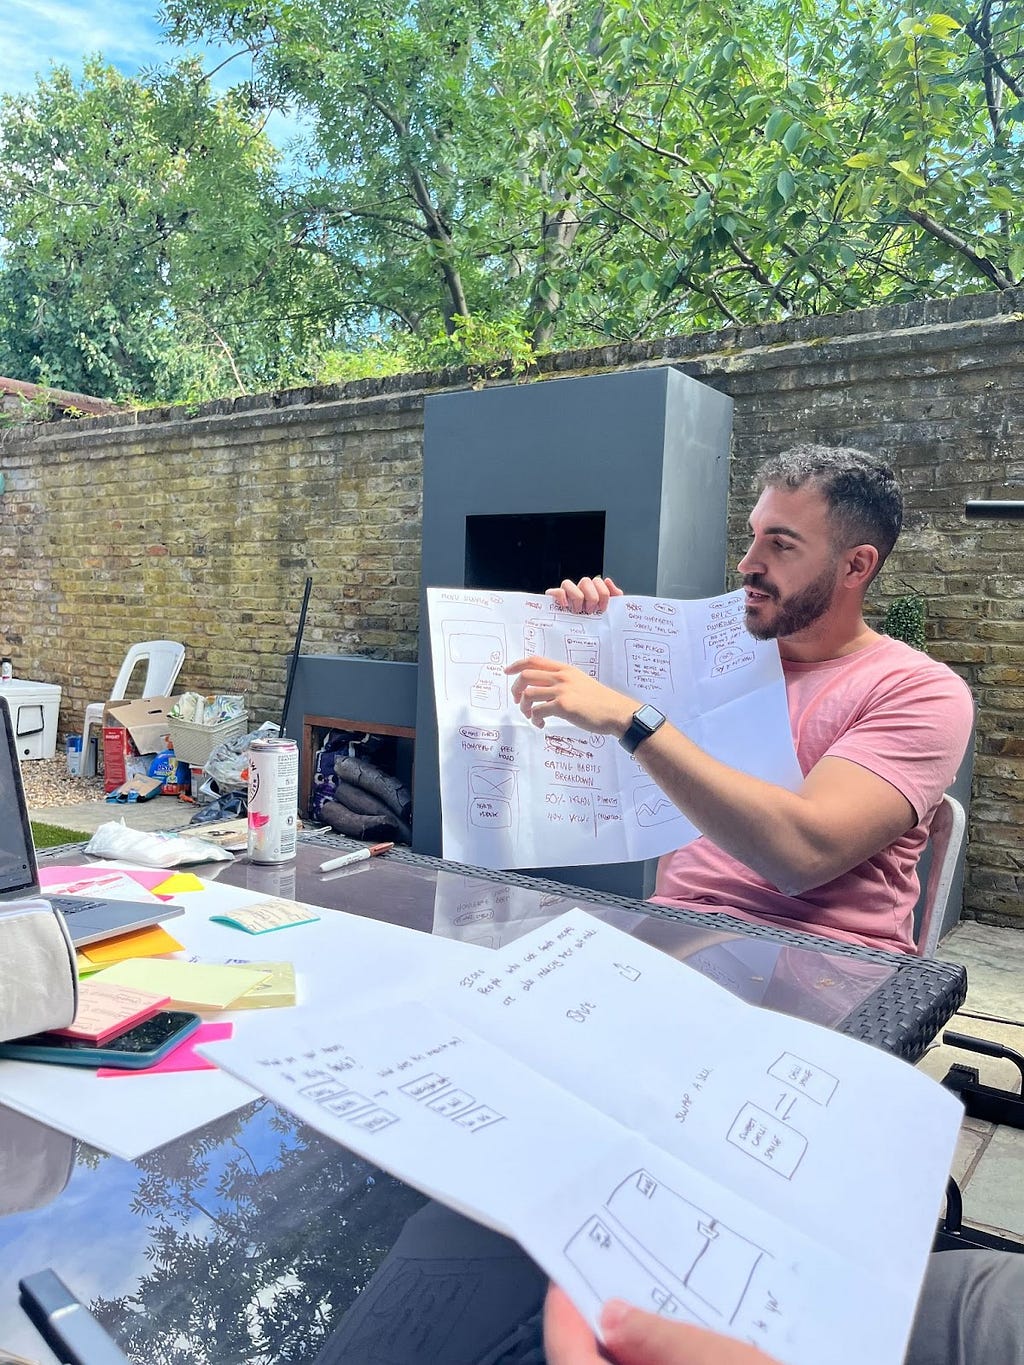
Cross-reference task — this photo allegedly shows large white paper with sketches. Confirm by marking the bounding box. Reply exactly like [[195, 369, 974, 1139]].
[[427, 587, 802, 868], [202, 908, 962, 1365], [0, 870, 486, 1160]]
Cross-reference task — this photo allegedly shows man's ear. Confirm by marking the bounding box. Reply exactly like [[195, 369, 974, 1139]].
[[844, 543, 879, 589]]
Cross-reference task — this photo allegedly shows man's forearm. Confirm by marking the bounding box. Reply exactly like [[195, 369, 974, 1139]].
[[506, 654, 914, 893], [629, 722, 840, 894]]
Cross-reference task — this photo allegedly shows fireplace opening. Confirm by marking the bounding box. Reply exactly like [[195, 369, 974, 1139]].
[[464, 510, 606, 593]]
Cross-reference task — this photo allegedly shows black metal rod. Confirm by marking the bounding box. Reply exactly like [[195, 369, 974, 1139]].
[[280, 576, 313, 737], [965, 500, 1024, 519]]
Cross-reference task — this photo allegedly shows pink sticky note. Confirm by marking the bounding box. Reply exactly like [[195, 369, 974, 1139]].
[[97, 1022, 233, 1078], [39, 865, 182, 902]]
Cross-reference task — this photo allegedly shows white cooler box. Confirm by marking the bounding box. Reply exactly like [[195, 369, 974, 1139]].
[[0, 680, 62, 760]]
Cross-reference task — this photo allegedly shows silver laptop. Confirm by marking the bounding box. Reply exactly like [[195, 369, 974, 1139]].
[[0, 697, 185, 946]]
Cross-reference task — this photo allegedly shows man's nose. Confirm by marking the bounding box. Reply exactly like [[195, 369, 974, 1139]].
[[737, 543, 761, 575]]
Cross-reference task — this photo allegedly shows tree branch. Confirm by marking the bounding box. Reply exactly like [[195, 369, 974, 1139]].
[[905, 207, 1015, 287]]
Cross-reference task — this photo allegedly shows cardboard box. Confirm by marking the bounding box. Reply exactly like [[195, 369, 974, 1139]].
[[102, 696, 178, 793], [102, 696, 177, 757], [105, 775, 163, 803]]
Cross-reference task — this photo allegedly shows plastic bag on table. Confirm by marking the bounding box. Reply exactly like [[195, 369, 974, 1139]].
[[203, 720, 279, 794], [84, 820, 234, 868]]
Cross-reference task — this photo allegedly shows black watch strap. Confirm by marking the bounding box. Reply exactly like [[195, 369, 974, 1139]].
[[619, 705, 666, 755]]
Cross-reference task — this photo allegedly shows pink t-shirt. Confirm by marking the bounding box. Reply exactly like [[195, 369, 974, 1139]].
[[651, 636, 974, 954]]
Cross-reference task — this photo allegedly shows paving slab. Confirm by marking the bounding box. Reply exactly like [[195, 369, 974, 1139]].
[[28, 795, 197, 836], [939, 922, 1024, 1021], [953, 1124, 1024, 1240]]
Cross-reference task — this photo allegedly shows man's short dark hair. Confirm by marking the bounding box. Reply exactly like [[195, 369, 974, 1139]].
[[754, 444, 903, 573]]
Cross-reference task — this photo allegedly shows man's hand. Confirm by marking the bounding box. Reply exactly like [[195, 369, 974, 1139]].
[[543, 1286, 782, 1365], [506, 656, 636, 734], [547, 576, 624, 614]]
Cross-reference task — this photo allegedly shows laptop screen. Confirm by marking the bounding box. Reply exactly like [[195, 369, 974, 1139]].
[[0, 697, 41, 897]]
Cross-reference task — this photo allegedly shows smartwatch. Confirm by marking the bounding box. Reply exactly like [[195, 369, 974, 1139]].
[[619, 704, 666, 755]]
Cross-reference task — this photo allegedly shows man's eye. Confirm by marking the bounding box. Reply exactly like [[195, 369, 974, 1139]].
[[774, 540, 794, 551]]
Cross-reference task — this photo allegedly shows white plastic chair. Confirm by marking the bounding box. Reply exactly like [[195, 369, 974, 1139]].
[[913, 793, 967, 957], [81, 640, 186, 758]]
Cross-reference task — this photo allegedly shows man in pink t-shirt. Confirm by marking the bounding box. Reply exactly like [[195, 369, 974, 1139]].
[[506, 444, 974, 955]]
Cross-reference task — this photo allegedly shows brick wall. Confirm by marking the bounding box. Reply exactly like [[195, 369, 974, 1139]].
[[1, 289, 1021, 925]]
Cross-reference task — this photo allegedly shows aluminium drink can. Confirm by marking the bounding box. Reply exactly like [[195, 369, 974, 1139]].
[[247, 737, 299, 863]]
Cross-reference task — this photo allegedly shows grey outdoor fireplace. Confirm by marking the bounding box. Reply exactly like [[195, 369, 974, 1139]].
[[412, 366, 734, 899]]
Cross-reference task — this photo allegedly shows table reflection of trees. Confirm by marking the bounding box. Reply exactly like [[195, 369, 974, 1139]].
[[90, 1099, 426, 1364]]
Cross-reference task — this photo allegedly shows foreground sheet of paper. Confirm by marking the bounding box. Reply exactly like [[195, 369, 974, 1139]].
[[203, 909, 962, 1365], [427, 587, 802, 867]]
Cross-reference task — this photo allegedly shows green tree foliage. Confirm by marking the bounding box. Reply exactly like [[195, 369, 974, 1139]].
[[526, 0, 1024, 335], [0, 60, 338, 399], [161, 0, 536, 335], [0, 2, 1021, 399]]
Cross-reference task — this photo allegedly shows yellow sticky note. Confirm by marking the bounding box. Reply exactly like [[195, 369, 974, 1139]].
[[152, 872, 206, 895], [224, 961, 297, 1010], [80, 925, 185, 966], [93, 959, 271, 1011]]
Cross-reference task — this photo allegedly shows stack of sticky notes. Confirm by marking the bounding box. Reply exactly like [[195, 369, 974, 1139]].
[[51, 980, 170, 1043], [77, 924, 185, 976], [219, 961, 297, 1009], [90, 959, 272, 1012], [210, 898, 320, 934]]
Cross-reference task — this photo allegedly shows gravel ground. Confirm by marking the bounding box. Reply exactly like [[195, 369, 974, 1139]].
[[20, 756, 107, 808]]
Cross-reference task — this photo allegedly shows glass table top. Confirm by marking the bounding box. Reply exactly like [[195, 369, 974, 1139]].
[[0, 840, 924, 1363], [205, 842, 897, 1032]]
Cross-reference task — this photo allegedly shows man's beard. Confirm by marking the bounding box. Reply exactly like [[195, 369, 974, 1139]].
[[743, 562, 838, 640]]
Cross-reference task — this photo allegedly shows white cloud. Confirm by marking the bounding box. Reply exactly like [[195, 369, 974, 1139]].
[[0, 0, 167, 96], [0, 0, 308, 152]]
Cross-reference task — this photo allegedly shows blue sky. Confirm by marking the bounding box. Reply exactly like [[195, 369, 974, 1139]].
[[0, 0, 300, 147], [0, 1, 178, 97]]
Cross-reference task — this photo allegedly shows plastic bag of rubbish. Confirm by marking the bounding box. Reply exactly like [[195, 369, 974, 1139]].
[[203, 721, 279, 794], [189, 792, 247, 824], [84, 820, 233, 868]]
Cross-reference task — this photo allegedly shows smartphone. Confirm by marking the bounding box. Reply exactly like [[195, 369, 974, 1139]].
[[0, 1009, 202, 1069]]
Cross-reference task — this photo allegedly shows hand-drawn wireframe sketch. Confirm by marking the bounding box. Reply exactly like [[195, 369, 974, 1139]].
[[633, 781, 680, 826], [428, 586, 801, 869], [458, 723, 502, 753], [727, 1103, 807, 1179], [625, 635, 675, 694], [469, 764, 518, 831], [543, 732, 609, 765], [399, 1071, 506, 1132], [706, 632, 756, 677], [298, 1078, 400, 1131], [441, 619, 509, 707], [566, 1168, 767, 1330], [701, 595, 756, 677], [614, 963, 641, 982], [565, 631, 601, 677], [768, 1054, 839, 1107]]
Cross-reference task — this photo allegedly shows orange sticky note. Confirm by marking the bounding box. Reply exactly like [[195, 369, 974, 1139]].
[[81, 924, 184, 966]]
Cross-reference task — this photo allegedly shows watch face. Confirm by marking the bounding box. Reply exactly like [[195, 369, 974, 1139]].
[[634, 704, 664, 730]]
